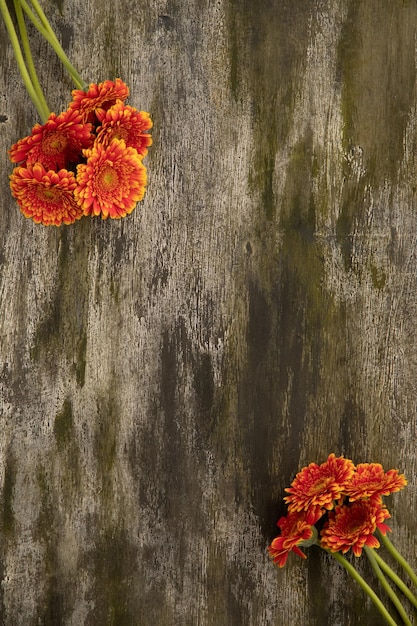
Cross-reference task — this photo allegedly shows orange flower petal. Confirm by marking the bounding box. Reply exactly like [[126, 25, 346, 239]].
[[320, 500, 391, 557], [344, 463, 407, 502], [284, 454, 355, 514], [10, 163, 83, 226], [9, 108, 93, 170], [69, 78, 129, 123], [95, 100, 152, 156], [268, 511, 316, 568], [75, 138, 147, 219]]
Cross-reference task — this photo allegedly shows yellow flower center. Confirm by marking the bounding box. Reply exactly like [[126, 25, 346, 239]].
[[98, 164, 119, 191], [112, 128, 128, 142], [42, 131, 68, 154], [309, 477, 333, 494], [39, 187, 59, 202]]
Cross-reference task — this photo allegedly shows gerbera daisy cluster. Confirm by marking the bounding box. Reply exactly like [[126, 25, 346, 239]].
[[268, 455, 417, 625], [9, 79, 152, 225], [269, 454, 406, 567]]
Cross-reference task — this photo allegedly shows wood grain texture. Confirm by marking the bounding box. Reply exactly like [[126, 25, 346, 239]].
[[0, 0, 416, 624]]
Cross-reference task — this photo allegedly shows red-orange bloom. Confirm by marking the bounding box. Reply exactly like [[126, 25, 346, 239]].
[[9, 109, 93, 171], [75, 138, 147, 219], [320, 501, 391, 557], [96, 100, 153, 156], [284, 454, 355, 515], [344, 463, 407, 503], [10, 163, 83, 226], [69, 78, 129, 123], [268, 511, 318, 568]]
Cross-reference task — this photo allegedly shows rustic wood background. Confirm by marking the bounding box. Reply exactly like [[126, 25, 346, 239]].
[[1, 0, 416, 624]]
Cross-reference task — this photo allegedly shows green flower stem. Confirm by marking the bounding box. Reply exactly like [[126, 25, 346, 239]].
[[373, 551, 417, 610], [18, 0, 86, 89], [364, 547, 412, 626], [13, 0, 49, 115], [0, 0, 48, 121], [26, 0, 50, 31], [28, 0, 86, 89], [330, 551, 399, 626], [378, 532, 417, 589]]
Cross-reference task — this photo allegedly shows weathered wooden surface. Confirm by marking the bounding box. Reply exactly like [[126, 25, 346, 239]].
[[1, 1, 416, 624]]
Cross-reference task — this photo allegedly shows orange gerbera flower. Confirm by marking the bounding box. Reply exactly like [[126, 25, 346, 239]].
[[69, 78, 129, 123], [75, 138, 147, 219], [9, 109, 93, 171], [284, 454, 355, 516], [344, 463, 407, 503], [96, 100, 153, 156], [320, 501, 391, 557], [10, 163, 83, 226], [268, 511, 319, 568]]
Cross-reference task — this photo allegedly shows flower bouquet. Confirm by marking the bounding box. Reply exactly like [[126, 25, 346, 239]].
[[269, 454, 417, 625], [1, 0, 152, 225]]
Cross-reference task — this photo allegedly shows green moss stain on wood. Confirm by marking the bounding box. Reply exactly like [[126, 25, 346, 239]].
[[280, 137, 316, 243], [337, 0, 416, 180], [278, 139, 351, 456], [335, 1, 416, 271], [34, 465, 67, 624], [76, 332, 87, 386], [53, 399, 82, 509], [370, 262, 387, 290], [337, 0, 360, 154], [53, 398, 74, 450], [227, 1, 311, 221], [86, 528, 139, 626], [2, 452, 15, 536], [249, 130, 279, 223], [94, 391, 119, 501], [36, 465, 59, 543], [30, 224, 90, 387]]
